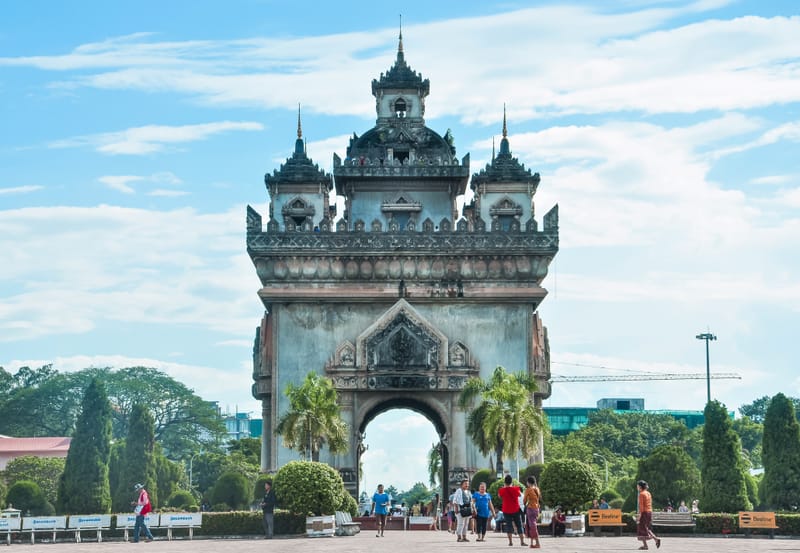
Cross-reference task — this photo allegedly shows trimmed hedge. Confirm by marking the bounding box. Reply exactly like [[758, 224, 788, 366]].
[[196, 510, 305, 536]]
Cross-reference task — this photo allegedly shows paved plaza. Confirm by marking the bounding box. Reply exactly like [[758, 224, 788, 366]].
[[10, 531, 798, 553]]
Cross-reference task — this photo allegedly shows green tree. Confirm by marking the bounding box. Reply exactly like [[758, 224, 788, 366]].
[[733, 416, 763, 469], [0, 366, 225, 460], [761, 393, 800, 510], [227, 437, 261, 466], [275, 373, 348, 462], [191, 451, 226, 496], [113, 404, 158, 512], [633, 445, 700, 510], [3, 456, 65, 506], [155, 447, 187, 507], [459, 366, 545, 476], [539, 459, 600, 512], [397, 482, 433, 509], [700, 400, 751, 512], [273, 460, 346, 516], [211, 471, 251, 510], [740, 395, 800, 423], [6, 480, 54, 515], [57, 378, 113, 514]]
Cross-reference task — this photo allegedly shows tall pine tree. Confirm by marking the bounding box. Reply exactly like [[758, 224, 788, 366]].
[[701, 400, 751, 512], [112, 404, 158, 511], [762, 393, 800, 509], [57, 378, 112, 514]]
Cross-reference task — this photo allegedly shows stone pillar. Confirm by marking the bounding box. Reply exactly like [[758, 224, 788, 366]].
[[261, 398, 272, 472], [448, 397, 472, 490]]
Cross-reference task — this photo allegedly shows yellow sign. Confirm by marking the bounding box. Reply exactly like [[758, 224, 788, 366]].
[[588, 509, 622, 526], [738, 511, 778, 529]]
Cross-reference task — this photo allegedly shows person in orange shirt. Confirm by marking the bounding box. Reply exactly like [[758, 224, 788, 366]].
[[522, 476, 541, 548], [636, 480, 661, 550]]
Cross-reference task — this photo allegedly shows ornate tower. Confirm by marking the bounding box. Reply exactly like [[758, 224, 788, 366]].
[[248, 34, 558, 496]]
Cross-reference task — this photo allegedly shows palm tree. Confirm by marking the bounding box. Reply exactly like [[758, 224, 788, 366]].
[[458, 365, 546, 477], [275, 373, 348, 462], [427, 443, 442, 488]]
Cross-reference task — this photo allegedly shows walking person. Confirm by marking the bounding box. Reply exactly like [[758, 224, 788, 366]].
[[260, 480, 277, 539], [428, 493, 441, 530], [131, 483, 154, 543], [472, 482, 496, 542], [371, 484, 390, 537], [523, 476, 541, 548], [454, 479, 472, 542], [497, 475, 527, 546], [447, 489, 457, 533], [636, 480, 661, 550]]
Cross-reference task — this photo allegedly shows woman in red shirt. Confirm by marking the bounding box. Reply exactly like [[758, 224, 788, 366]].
[[497, 475, 527, 546]]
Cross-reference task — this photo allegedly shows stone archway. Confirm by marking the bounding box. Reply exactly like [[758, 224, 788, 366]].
[[354, 395, 449, 500]]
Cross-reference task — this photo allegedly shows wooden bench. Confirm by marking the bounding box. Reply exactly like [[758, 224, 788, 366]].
[[21, 516, 67, 544], [651, 511, 695, 529], [334, 511, 361, 536], [160, 513, 202, 540], [588, 509, 626, 536], [739, 511, 778, 539], [66, 514, 111, 543], [0, 517, 22, 546]]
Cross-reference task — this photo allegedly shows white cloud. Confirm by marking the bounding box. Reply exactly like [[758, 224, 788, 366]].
[[0, 204, 261, 342], [0, 185, 44, 195], [98, 175, 142, 193], [51, 121, 264, 155], [3, 8, 798, 120], [148, 189, 189, 197], [749, 175, 796, 186]]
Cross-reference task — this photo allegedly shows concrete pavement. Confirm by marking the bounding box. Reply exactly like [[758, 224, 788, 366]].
[[8, 529, 797, 553]]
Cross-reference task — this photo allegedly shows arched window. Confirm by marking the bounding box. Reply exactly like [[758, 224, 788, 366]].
[[394, 98, 407, 118]]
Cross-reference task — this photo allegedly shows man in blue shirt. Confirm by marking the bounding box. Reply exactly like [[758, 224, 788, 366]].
[[371, 484, 391, 537]]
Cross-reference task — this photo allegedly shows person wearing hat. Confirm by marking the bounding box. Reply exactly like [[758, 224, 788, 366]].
[[132, 483, 154, 543]]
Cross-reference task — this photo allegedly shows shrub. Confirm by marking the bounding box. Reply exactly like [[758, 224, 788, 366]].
[[273, 460, 346, 516], [167, 490, 197, 510], [487, 478, 522, 510], [253, 474, 274, 502], [539, 459, 600, 513], [520, 463, 545, 484], [470, 469, 494, 491], [196, 510, 305, 536], [339, 491, 358, 517], [609, 498, 624, 509], [211, 471, 251, 511], [6, 480, 54, 515]]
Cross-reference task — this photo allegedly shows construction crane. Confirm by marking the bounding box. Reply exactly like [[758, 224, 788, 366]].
[[551, 372, 741, 383], [549, 361, 741, 383]]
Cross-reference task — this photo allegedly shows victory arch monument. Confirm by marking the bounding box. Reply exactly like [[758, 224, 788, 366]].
[[247, 34, 559, 497]]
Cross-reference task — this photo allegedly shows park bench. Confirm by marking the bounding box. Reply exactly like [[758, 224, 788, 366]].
[[651, 511, 695, 529], [407, 515, 434, 530], [0, 517, 22, 545], [21, 516, 67, 544], [115, 513, 160, 541], [739, 511, 778, 539], [160, 513, 202, 540], [334, 511, 361, 536], [66, 514, 112, 543], [588, 508, 626, 536]]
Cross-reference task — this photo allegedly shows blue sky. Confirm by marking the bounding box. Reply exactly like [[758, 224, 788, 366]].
[[2, 0, 799, 491]]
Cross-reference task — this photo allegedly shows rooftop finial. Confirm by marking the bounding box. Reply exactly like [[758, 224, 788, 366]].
[[502, 103, 508, 139], [399, 14, 403, 53], [297, 103, 302, 139]]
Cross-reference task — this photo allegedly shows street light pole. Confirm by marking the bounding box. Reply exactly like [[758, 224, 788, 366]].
[[696, 331, 717, 404], [593, 453, 608, 488]]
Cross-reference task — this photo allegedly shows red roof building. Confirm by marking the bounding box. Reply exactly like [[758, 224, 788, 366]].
[[0, 435, 71, 469]]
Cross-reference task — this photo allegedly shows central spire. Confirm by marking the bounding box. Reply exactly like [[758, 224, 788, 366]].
[[397, 14, 404, 62], [294, 103, 304, 155]]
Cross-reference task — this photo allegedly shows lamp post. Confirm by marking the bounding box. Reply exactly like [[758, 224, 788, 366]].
[[696, 332, 717, 404], [188, 452, 201, 490], [593, 453, 608, 488]]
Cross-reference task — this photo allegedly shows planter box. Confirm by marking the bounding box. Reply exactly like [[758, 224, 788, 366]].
[[564, 515, 585, 537], [306, 515, 335, 537]]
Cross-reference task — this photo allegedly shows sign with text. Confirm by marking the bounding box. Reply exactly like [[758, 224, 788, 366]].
[[21, 516, 67, 531], [67, 515, 112, 529], [161, 513, 202, 527], [0, 518, 22, 532], [588, 509, 623, 526], [739, 511, 778, 529], [115, 514, 159, 528]]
